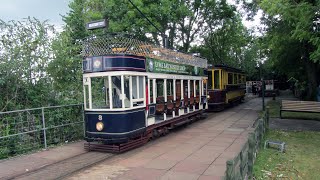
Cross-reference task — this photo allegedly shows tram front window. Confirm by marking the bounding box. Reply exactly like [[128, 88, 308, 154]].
[[214, 70, 220, 89], [91, 77, 110, 109], [87, 75, 145, 110]]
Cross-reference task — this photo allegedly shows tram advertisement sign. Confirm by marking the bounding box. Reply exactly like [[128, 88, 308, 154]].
[[146, 58, 204, 76]]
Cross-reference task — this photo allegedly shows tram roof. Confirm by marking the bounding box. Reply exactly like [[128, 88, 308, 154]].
[[81, 33, 207, 68], [208, 64, 245, 73]]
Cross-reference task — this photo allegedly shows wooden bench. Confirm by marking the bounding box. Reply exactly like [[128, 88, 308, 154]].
[[280, 100, 320, 118]]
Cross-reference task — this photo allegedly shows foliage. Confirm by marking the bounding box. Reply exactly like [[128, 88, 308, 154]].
[[257, 0, 320, 99], [0, 18, 57, 111]]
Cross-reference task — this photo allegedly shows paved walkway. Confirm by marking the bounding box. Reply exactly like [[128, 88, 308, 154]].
[[0, 142, 86, 179], [0, 98, 263, 180], [68, 98, 263, 180]]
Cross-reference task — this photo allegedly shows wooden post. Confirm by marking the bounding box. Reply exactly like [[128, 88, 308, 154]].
[[259, 119, 264, 144], [248, 132, 255, 178], [226, 160, 234, 179]]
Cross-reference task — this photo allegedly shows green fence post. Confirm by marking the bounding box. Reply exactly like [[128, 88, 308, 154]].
[[226, 160, 234, 180], [259, 119, 264, 143], [248, 132, 255, 178]]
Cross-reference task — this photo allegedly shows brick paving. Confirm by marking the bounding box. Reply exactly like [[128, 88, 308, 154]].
[[68, 98, 263, 180], [0, 141, 86, 179]]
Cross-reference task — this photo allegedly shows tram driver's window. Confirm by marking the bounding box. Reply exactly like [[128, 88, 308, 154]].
[[91, 77, 110, 109]]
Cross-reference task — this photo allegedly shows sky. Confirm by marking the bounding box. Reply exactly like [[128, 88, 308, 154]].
[[0, 0, 261, 34], [0, 0, 71, 28]]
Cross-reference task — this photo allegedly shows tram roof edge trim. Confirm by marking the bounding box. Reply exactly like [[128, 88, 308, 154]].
[[81, 34, 207, 68]]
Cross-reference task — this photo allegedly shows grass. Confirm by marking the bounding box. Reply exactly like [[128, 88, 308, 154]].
[[253, 98, 320, 179], [253, 130, 320, 180], [266, 99, 320, 120]]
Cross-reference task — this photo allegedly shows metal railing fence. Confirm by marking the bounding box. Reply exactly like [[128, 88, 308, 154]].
[[0, 104, 84, 160]]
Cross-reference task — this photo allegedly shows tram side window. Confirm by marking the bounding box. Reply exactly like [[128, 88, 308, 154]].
[[208, 71, 212, 89], [139, 76, 144, 99], [196, 80, 200, 96], [156, 79, 164, 97], [234, 74, 238, 85], [190, 80, 194, 97], [156, 79, 165, 114], [228, 73, 233, 85], [124, 76, 130, 108], [167, 79, 173, 96], [149, 79, 154, 103], [111, 76, 122, 108], [132, 76, 138, 99], [91, 77, 110, 109], [214, 70, 220, 89]]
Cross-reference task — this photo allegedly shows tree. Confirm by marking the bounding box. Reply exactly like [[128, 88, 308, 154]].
[[258, 0, 320, 99], [47, 0, 88, 103], [0, 18, 56, 111]]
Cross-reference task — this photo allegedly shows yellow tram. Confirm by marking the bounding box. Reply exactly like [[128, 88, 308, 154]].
[[207, 65, 246, 111]]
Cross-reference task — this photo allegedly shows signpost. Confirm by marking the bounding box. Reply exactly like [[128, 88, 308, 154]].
[[86, 19, 109, 30]]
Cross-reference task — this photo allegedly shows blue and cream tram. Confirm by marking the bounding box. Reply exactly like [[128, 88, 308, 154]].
[[82, 34, 208, 152]]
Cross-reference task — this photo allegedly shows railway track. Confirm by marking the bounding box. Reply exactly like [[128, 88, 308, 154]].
[[7, 152, 114, 180]]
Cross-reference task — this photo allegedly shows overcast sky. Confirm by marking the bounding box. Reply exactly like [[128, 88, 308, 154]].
[[0, 0, 71, 27], [0, 0, 261, 35]]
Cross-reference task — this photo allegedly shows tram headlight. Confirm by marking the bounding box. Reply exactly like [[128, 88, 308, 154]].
[[96, 122, 104, 131]]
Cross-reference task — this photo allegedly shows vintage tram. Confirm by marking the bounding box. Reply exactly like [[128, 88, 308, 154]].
[[207, 65, 246, 111], [82, 34, 208, 152]]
